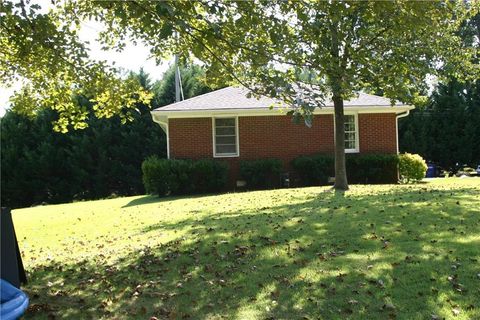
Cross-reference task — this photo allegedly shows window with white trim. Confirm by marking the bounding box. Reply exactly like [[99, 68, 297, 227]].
[[213, 117, 238, 157], [344, 114, 358, 152]]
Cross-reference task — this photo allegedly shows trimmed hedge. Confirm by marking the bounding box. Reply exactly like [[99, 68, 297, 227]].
[[347, 154, 399, 184], [240, 159, 283, 189], [142, 156, 171, 196], [292, 153, 399, 185], [142, 157, 228, 196], [291, 155, 334, 185]]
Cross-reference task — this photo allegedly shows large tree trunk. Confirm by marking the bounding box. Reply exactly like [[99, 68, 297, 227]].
[[328, 17, 349, 191], [333, 95, 349, 191]]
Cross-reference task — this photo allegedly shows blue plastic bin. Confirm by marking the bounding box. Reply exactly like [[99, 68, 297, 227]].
[[0, 279, 29, 320], [426, 164, 436, 178]]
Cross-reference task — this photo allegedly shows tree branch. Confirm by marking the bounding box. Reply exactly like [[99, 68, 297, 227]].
[[188, 16, 313, 68], [130, 1, 267, 97], [19, 0, 35, 31]]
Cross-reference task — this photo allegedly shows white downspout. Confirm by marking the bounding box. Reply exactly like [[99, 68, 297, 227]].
[[164, 122, 170, 159], [396, 110, 410, 154], [151, 112, 170, 159]]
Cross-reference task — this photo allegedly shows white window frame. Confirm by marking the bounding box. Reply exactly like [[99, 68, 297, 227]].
[[333, 112, 360, 153], [212, 116, 240, 158], [344, 113, 359, 153]]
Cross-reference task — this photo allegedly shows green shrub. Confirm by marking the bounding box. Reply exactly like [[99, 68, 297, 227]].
[[399, 153, 427, 183], [142, 157, 228, 196], [190, 159, 229, 193], [292, 153, 399, 185], [346, 154, 399, 184], [291, 155, 334, 185], [142, 156, 173, 196], [167, 159, 194, 194], [240, 159, 283, 189]]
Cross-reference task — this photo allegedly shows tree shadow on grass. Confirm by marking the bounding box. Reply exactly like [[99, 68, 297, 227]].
[[122, 192, 235, 208], [24, 186, 480, 319]]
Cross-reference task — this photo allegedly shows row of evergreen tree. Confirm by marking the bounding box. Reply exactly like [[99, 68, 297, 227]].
[[399, 14, 480, 169], [1, 66, 212, 208], [399, 79, 480, 169]]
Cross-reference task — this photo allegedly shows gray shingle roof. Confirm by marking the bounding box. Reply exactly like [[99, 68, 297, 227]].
[[153, 86, 403, 112]]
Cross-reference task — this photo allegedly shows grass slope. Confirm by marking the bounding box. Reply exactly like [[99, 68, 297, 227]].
[[13, 179, 480, 320]]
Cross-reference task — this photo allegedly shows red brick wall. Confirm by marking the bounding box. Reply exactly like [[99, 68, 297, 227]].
[[238, 115, 335, 158], [358, 113, 397, 154], [169, 118, 213, 158], [168, 113, 398, 185]]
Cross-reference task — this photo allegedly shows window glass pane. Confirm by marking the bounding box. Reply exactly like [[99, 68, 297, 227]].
[[215, 117, 237, 155], [345, 122, 355, 132], [345, 140, 356, 149], [216, 144, 237, 154], [215, 118, 235, 127], [216, 136, 236, 144], [216, 127, 236, 135], [344, 115, 354, 124], [346, 132, 356, 141]]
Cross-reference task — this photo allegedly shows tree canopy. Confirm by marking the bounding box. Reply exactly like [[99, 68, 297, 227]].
[[1, 0, 152, 132]]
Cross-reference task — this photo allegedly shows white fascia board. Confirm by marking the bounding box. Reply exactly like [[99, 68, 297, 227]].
[[154, 111, 168, 134], [151, 105, 415, 119], [151, 112, 168, 128]]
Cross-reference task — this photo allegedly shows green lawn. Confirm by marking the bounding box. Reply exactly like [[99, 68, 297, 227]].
[[13, 179, 480, 320]]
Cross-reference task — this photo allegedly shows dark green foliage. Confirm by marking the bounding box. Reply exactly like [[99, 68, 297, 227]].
[[1, 67, 214, 208], [141, 156, 173, 196], [399, 80, 480, 169], [142, 157, 228, 196], [291, 155, 334, 185], [346, 154, 399, 184], [190, 159, 229, 194], [292, 154, 399, 185], [168, 159, 195, 195], [0, 111, 77, 206], [0, 105, 166, 208], [239, 159, 283, 190]]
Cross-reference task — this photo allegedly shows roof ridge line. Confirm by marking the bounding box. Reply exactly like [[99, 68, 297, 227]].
[[153, 86, 235, 111]]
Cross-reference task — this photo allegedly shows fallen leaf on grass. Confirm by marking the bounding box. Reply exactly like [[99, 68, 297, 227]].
[[27, 303, 55, 313], [452, 307, 461, 316], [377, 279, 386, 288], [382, 302, 396, 311]]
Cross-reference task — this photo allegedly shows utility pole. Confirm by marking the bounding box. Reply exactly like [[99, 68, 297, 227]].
[[175, 54, 181, 103], [174, 53, 184, 103], [174, 29, 184, 103]]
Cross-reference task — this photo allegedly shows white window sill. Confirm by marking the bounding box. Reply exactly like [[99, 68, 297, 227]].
[[345, 149, 359, 153], [213, 153, 239, 158]]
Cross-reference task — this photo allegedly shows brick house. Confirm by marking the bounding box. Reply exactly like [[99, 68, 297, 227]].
[[151, 86, 413, 186]]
